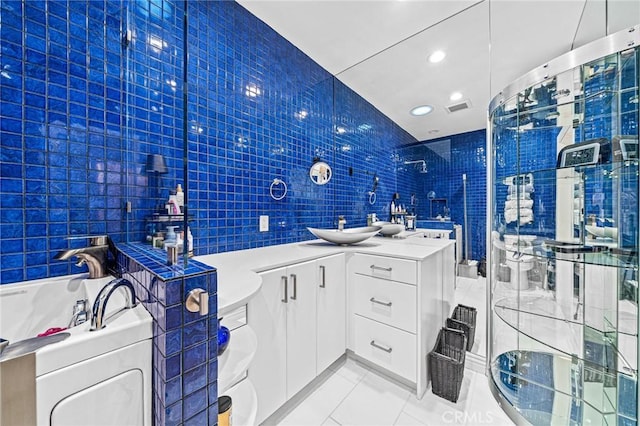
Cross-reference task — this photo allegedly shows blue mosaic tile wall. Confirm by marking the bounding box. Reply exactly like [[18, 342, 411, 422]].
[[0, 0, 131, 283], [396, 129, 487, 261], [185, 1, 415, 255]]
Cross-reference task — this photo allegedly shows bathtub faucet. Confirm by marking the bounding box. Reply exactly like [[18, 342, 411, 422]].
[[54, 235, 110, 279], [91, 278, 137, 330]]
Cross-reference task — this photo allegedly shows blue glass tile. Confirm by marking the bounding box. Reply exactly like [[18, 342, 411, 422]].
[[183, 387, 207, 421], [165, 401, 182, 426], [183, 363, 207, 396], [1, 102, 22, 120], [166, 353, 181, 380], [166, 329, 182, 356], [165, 376, 182, 406], [183, 342, 206, 371], [166, 305, 182, 330], [2, 269, 24, 284], [184, 409, 207, 426], [183, 319, 207, 348]]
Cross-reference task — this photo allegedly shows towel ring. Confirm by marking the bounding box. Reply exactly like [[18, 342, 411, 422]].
[[270, 178, 288, 201], [368, 191, 376, 205]]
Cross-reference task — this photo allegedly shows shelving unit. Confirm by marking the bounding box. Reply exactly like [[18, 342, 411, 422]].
[[225, 378, 258, 426], [218, 306, 258, 426], [218, 325, 257, 394], [488, 28, 639, 426]]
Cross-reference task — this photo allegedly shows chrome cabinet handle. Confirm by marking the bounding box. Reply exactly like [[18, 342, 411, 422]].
[[319, 265, 326, 288], [290, 274, 297, 300], [370, 264, 392, 272], [369, 297, 392, 307], [370, 340, 392, 353], [281, 276, 288, 303]]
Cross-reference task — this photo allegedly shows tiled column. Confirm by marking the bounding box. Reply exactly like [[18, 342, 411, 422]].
[[117, 243, 218, 426]]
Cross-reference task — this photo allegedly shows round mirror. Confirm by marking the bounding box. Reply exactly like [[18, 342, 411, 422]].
[[309, 161, 332, 185]]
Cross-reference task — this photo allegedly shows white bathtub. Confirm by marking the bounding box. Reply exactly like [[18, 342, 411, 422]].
[[0, 274, 153, 425]]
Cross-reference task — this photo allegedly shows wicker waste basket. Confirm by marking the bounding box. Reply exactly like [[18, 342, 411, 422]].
[[447, 304, 477, 351], [428, 327, 467, 403]]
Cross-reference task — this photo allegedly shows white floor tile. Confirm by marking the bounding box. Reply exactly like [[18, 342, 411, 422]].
[[331, 370, 411, 426], [393, 412, 427, 426], [402, 371, 473, 425], [322, 417, 341, 426], [330, 357, 370, 385], [278, 374, 357, 426]]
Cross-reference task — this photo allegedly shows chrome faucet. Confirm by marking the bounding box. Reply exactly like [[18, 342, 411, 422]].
[[54, 235, 109, 279], [338, 216, 346, 231], [91, 278, 136, 330], [68, 299, 90, 328]]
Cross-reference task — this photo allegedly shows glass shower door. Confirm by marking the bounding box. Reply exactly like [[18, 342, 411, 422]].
[[488, 30, 639, 425]]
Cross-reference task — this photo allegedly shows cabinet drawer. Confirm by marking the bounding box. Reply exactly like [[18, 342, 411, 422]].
[[352, 315, 416, 382], [349, 254, 417, 285], [352, 274, 416, 333]]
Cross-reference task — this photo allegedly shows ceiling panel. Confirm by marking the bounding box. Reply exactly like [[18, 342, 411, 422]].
[[237, 0, 482, 74], [235, 0, 623, 144]]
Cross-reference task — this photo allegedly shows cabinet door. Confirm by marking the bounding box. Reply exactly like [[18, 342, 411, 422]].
[[249, 266, 288, 424], [286, 260, 318, 398], [316, 253, 346, 374]]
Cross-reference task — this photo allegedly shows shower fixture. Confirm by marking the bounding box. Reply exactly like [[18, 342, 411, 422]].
[[404, 159, 427, 173]]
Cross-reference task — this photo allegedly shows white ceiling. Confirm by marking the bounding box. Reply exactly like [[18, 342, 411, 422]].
[[237, 0, 639, 143]]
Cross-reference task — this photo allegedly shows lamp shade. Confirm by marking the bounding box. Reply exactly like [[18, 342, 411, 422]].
[[146, 154, 168, 174]]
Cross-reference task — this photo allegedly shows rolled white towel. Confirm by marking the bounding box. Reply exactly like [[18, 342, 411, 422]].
[[506, 193, 531, 201], [505, 199, 533, 209], [505, 209, 518, 224], [504, 207, 533, 224], [519, 214, 534, 225], [507, 184, 534, 195]]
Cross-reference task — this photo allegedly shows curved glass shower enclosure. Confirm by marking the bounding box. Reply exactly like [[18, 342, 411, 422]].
[[488, 27, 639, 424]]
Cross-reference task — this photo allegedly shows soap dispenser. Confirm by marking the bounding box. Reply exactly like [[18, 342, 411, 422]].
[[164, 226, 178, 247], [176, 184, 184, 210]]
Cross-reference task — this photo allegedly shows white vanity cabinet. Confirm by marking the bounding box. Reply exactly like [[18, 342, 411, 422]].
[[249, 260, 317, 424], [316, 253, 346, 374], [347, 249, 454, 398]]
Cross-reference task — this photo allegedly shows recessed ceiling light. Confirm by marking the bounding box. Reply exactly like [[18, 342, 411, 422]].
[[410, 105, 433, 116], [428, 50, 446, 63], [450, 92, 463, 101]]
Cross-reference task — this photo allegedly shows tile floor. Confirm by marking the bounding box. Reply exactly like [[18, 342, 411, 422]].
[[274, 358, 514, 426], [454, 276, 487, 358], [271, 276, 514, 426]]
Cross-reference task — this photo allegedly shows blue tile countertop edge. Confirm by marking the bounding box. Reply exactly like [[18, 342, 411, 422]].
[[117, 242, 216, 281]]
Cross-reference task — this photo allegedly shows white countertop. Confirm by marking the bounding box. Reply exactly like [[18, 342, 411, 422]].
[[196, 230, 454, 316]]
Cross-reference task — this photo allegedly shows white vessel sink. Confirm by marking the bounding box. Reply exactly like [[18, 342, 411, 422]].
[[372, 221, 405, 237], [307, 226, 381, 245]]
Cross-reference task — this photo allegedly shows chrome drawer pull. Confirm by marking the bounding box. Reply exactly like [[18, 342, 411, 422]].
[[370, 340, 392, 353], [290, 274, 297, 300], [370, 264, 392, 272], [281, 276, 288, 303], [319, 265, 326, 288], [369, 297, 392, 307]]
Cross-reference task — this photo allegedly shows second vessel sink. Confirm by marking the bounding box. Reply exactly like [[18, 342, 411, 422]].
[[372, 221, 405, 237], [307, 226, 381, 245]]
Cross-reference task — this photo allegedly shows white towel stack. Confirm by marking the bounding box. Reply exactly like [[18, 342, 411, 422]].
[[504, 175, 534, 225]]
